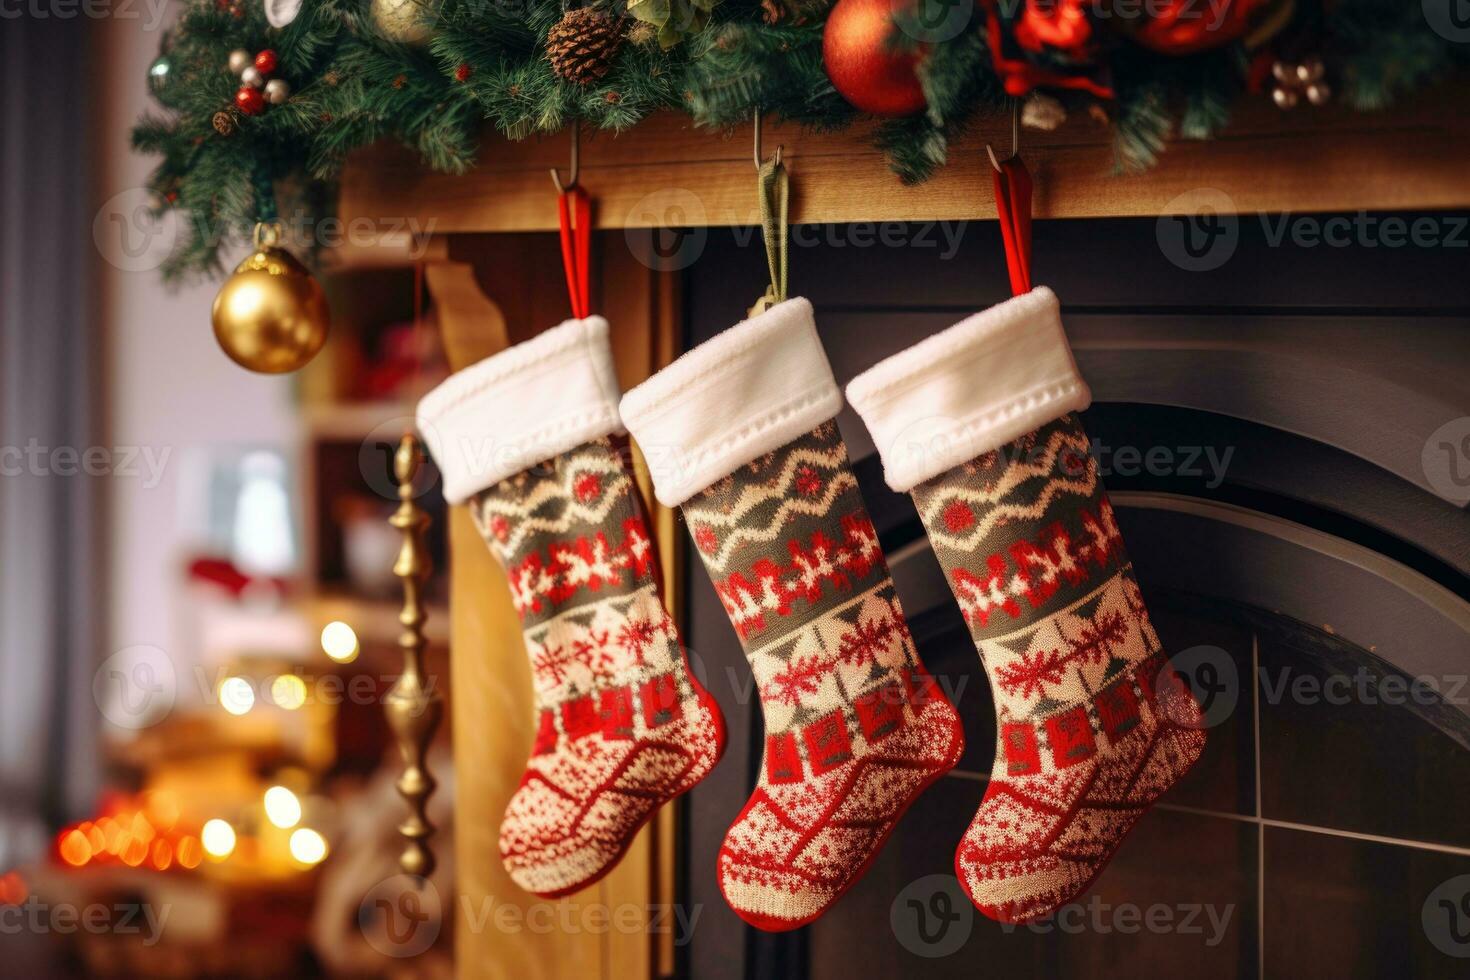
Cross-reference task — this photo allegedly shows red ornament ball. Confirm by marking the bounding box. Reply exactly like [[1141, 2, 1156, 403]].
[[822, 0, 927, 116], [1131, 0, 1268, 53], [235, 86, 266, 115], [254, 49, 278, 75], [454, 62, 472, 82]]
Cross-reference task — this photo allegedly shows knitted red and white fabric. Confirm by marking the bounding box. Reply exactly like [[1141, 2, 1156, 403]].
[[620, 299, 965, 931], [847, 287, 1206, 923], [417, 317, 724, 897]]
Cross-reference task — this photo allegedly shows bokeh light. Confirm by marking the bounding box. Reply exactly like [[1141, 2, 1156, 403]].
[[175, 836, 203, 869], [219, 676, 255, 715], [288, 828, 328, 866], [59, 829, 92, 867], [269, 674, 308, 710], [263, 786, 302, 829], [320, 621, 359, 663], [201, 819, 237, 859]]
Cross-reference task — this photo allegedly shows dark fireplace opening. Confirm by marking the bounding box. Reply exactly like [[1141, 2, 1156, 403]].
[[678, 214, 1470, 980]]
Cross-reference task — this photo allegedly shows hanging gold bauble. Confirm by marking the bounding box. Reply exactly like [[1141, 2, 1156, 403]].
[[370, 0, 437, 45], [211, 224, 329, 374]]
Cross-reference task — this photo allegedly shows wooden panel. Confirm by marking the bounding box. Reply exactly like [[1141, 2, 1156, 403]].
[[431, 235, 682, 980], [341, 80, 1470, 233], [432, 249, 600, 980]]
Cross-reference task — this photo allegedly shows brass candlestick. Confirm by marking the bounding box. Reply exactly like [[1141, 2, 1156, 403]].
[[385, 433, 443, 878]]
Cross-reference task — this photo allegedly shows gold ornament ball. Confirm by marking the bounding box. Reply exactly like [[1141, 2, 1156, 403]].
[[371, 0, 436, 44], [211, 246, 329, 373]]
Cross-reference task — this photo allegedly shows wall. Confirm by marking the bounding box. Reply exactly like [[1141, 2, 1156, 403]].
[[94, 12, 299, 718]]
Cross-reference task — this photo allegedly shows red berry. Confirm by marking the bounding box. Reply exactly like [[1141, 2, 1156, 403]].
[[454, 63, 472, 82], [235, 86, 265, 115], [254, 49, 277, 75]]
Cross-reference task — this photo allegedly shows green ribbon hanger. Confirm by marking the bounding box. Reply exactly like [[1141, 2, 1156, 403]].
[[749, 153, 789, 318]]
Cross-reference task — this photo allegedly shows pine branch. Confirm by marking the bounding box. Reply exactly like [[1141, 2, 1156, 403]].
[[131, 0, 1467, 279]]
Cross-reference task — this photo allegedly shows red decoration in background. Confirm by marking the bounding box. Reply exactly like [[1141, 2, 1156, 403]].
[[186, 556, 291, 597], [983, 0, 1113, 98], [984, 0, 1267, 97], [235, 86, 265, 115], [254, 48, 279, 74], [1132, 0, 1268, 54], [822, 0, 928, 116], [1014, 0, 1093, 54]]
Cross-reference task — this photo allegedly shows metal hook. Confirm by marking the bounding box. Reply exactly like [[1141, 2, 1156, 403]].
[[550, 121, 580, 193], [986, 99, 1020, 173], [754, 109, 783, 170]]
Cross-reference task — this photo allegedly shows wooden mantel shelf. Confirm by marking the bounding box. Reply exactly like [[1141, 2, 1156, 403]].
[[340, 80, 1470, 233]]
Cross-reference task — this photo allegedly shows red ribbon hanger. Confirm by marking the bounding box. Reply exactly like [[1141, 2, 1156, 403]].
[[988, 101, 1032, 297], [552, 122, 591, 319], [993, 157, 1032, 296], [556, 186, 591, 319]]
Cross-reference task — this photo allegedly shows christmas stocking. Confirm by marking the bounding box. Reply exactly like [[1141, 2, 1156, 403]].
[[417, 317, 725, 897], [620, 299, 965, 930], [847, 287, 1206, 923]]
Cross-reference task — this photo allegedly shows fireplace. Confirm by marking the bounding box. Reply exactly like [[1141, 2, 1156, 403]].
[[678, 213, 1470, 979]]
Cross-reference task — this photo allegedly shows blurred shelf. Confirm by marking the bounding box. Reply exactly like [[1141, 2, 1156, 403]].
[[301, 401, 415, 440], [105, 715, 311, 773], [297, 591, 451, 649]]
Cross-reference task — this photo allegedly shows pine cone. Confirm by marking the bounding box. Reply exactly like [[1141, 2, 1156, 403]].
[[547, 8, 626, 86]]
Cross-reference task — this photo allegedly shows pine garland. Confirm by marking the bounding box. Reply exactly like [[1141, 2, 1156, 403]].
[[135, 0, 1467, 279]]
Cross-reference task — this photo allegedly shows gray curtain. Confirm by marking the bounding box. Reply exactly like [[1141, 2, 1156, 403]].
[[0, 17, 100, 869]]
